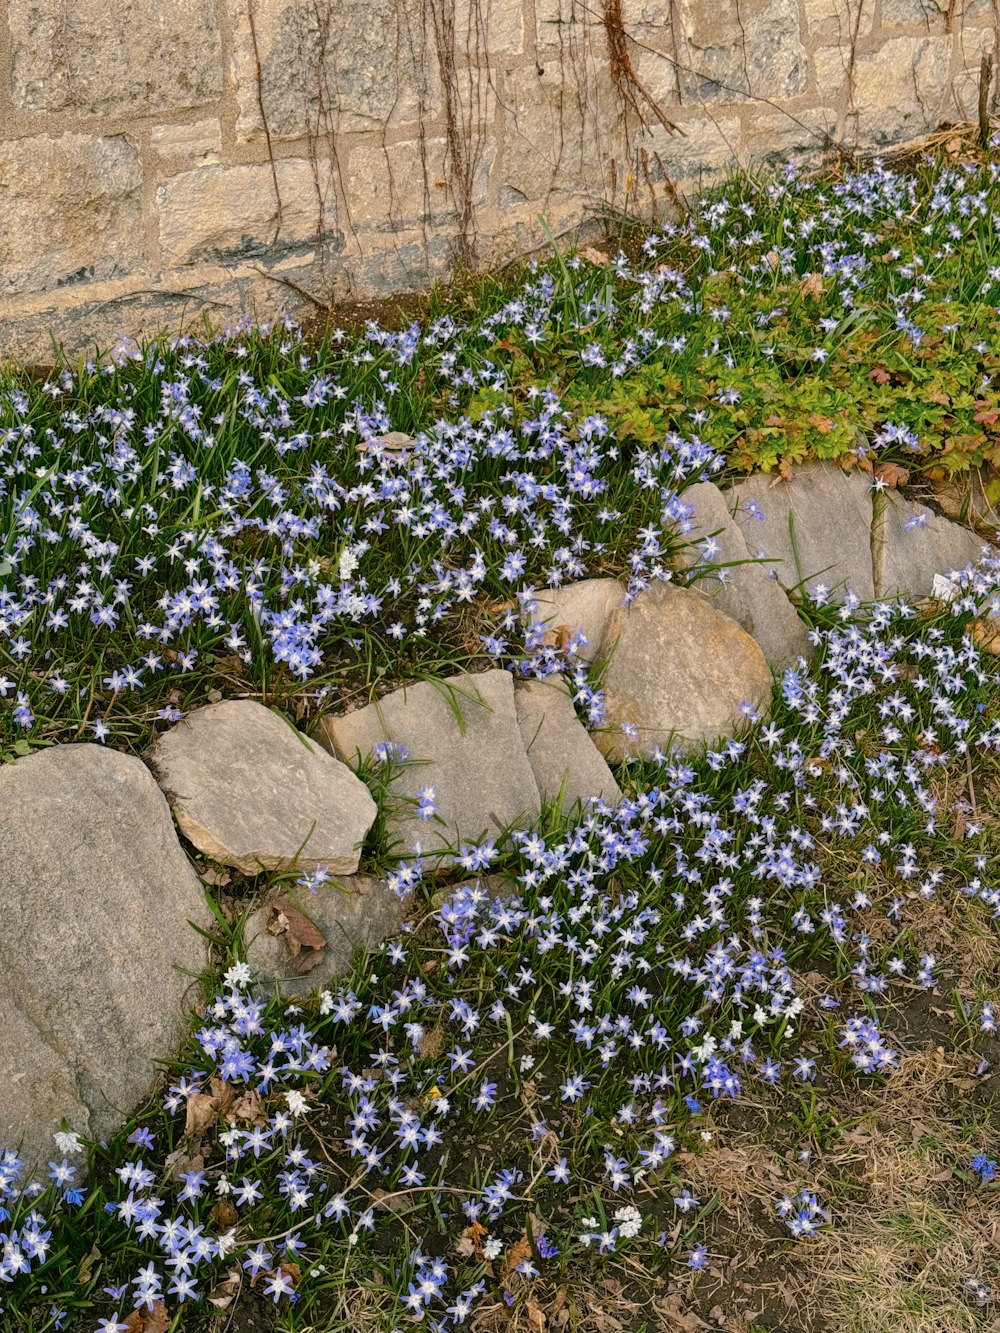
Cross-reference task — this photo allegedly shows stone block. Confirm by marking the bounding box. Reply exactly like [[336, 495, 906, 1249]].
[[245, 875, 409, 997], [150, 700, 377, 875], [150, 119, 223, 165], [229, 0, 437, 142], [0, 134, 143, 297], [802, 0, 873, 44], [0, 745, 209, 1173], [595, 582, 772, 763], [456, 0, 525, 54], [156, 160, 333, 265], [873, 494, 985, 601], [729, 461, 876, 601], [849, 37, 951, 144], [678, 0, 807, 102], [502, 64, 620, 202], [880, 0, 949, 23], [739, 107, 839, 165], [678, 481, 813, 669], [9, 0, 222, 115], [316, 669, 541, 861], [643, 116, 741, 191], [514, 677, 621, 813], [524, 578, 626, 663], [344, 137, 488, 230]]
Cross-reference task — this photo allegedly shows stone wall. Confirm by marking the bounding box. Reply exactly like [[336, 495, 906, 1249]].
[[0, 0, 995, 360]]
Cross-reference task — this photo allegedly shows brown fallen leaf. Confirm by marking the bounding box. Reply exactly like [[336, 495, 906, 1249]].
[[199, 865, 230, 887], [123, 1302, 170, 1333], [270, 900, 327, 956], [875, 460, 910, 489], [579, 245, 609, 266], [652, 1295, 710, 1331], [969, 617, 1000, 655], [164, 1145, 205, 1181], [207, 1267, 242, 1309], [231, 1088, 268, 1126], [799, 271, 823, 300], [76, 1241, 101, 1285], [184, 1075, 235, 1137], [502, 1235, 533, 1279], [526, 1295, 547, 1332], [210, 1196, 238, 1229]]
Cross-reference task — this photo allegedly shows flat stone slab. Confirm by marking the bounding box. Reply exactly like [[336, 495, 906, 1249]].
[[524, 579, 625, 662], [514, 677, 622, 814], [245, 875, 409, 997], [728, 461, 875, 600], [150, 699, 377, 875], [873, 493, 985, 600], [0, 744, 210, 1172], [595, 581, 773, 763], [317, 669, 541, 859], [679, 480, 813, 669]]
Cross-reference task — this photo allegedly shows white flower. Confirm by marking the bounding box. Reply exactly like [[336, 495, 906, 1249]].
[[217, 1228, 238, 1257], [53, 1130, 83, 1155], [223, 961, 252, 990], [483, 1238, 503, 1260], [286, 1089, 309, 1117]]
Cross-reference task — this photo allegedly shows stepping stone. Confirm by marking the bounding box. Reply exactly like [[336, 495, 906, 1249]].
[[678, 480, 813, 669], [594, 582, 773, 763], [245, 874, 409, 998], [524, 578, 625, 662], [514, 677, 621, 814], [150, 700, 376, 875], [0, 744, 210, 1173], [728, 460, 875, 600], [316, 669, 541, 860], [872, 492, 985, 600]]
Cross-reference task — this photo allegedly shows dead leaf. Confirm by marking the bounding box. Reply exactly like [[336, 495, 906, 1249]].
[[199, 865, 230, 887], [76, 1241, 101, 1285], [207, 1268, 242, 1309], [279, 1260, 301, 1289], [454, 1235, 477, 1258], [164, 1145, 205, 1181], [579, 246, 609, 266], [231, 1088, 268, 1126], [271, 899, 327, 956], [652, 1295, 710, 1330], [123, 1302, 170, 1333], [969, 617, 1000, 655], [502, 1235, 533, 1279], [210, 1197, 238, 1229], [875, 460, 910, 489], [945, 135, 962, 155], [184, 1075, 235, 1137], [799, 271, 823, 300], [526, 1295, 547, 1331], [869, 365, 891, 385], [372, 1187, 414, 1213]]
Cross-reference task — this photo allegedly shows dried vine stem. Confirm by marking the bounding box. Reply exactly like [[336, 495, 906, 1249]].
[[427, 0, 477, 268], [600, 0, 680, 137], [248, 0, 284, 245]]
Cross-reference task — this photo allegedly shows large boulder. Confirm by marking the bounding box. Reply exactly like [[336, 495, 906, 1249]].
[[514, 677, 621, 814], [0, 744, 209, 1172], [594, 582, 773, 762], [728, 461, 876, 600], [150, 700, 377, 875], [678, 480, 813, 669], [245, 875, 409, 998], [316, 669, 541, 860]]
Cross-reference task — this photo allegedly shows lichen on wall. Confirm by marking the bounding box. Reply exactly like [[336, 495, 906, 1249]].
[[0, 0, 995, 360]]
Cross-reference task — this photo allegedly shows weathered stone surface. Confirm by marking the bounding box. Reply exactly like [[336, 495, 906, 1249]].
[[150, 119, 223, 165], [729, 461, 876, 601], [679, 0, 807, 102], [317, 670, 541, 859], [837, 37, 950, 143], [679, 481, 813, 669], [739, 107, 839, 165], [525, 579, 626, 663], [345, 138, 478, 230], [643, 116, 743, 192], [595, 582, 773, 763], [0, 135, 142, 297], [245, 875, 408, 997], [9, 0, 223, 115], [0, 745, 209, 1172], [503, 64, 619, 201], [880, 0, 949, 22], [515, 678, 621, 813], [229, 0, 436, 142], [151, 700, 376, 875], [873, 495, 985, 600], [803, 0, 874, 43], [156, 161, 333, 266]]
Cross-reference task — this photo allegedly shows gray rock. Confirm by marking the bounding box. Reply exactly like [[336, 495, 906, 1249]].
[[150, 700, 376, 875], [729, 461, 876, 601], [872, 493, 985, 600], [514, 678, 621, 814], [245, 875, 409, 997], [316, 669, 541, 860], [679, 481, 813, 669], [525, 579, 626, 663], [594, 582, 773, 763], [681, 0, 807, 102], [0, 745, 209, 1173]]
